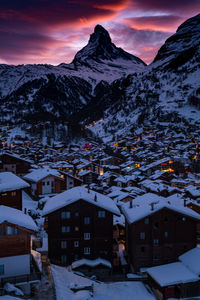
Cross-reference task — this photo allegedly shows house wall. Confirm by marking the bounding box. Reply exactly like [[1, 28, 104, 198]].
[[0, 223, 31, 258], [127, 208, 197, 271], [46, 199, 113, 266], [0, 154, 31, 176], [0, 189, 22, 210], [0, 254, 30, 278]]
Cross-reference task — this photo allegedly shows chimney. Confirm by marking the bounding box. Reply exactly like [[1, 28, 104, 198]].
[[87, 184, 90, 193], [94, 194, 97, 202], [150, 202, 155, 211], [129, 200, 133, 208]]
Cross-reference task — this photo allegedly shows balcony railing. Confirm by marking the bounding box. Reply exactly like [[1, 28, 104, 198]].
[[0, 272, 41, 288]]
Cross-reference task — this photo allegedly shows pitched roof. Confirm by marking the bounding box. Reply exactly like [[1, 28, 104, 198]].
[[179, 247, 200, 275], [121, 193, 200, 224], [23, 167, 62, 183], [0, 172, 30, 193], [43, 186, 120, 216], [0, 205, 38, 232], [147, 262, 199, 287]]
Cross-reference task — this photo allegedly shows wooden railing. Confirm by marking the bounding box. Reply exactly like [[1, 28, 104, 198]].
[[0, 272, 41, 288]]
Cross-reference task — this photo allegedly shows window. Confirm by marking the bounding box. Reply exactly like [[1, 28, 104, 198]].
[[6, 226, 13, 236], [84, 247, 90, 255], [164, 232, 168, 238], [75, 212, 79, 217], [11, 191, 16, 197], [98, 211, 105, 218], [61, 211, 70, 219], [144, 217, 149, 224], [75, 226, 79, 231], [47, 181, 49, 185], [42, 182, 45, 186], [84, 233, 90, 240], [0, 265, 4, 275], [153, 239, 159, 245], [154, 222, 159, 229], [84, 217, 90, 225], [61, 255, 67, 264], [140, 232, 145, 240], [61, 241, 67, 248], [74, 241, 79, 247], [61, 226, 70, 233], [182, 217, 186, 222]]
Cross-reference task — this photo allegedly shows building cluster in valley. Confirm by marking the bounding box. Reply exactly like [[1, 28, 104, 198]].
[[1, 122, 200, 299]]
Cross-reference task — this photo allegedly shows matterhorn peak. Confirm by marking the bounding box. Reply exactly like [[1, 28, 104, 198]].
[[73, 24, 146, 67]]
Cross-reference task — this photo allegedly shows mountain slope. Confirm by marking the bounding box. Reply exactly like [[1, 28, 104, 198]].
[[89, 14, 200, 141]]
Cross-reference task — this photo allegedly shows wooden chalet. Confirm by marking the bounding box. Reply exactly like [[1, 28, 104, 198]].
[[121, 193, 200, 272], [0, 152, 32, 177], [0, 206, 38, 283], [0, 172, 30, 210], [147, 247, 200, 299], [43, 186, 120, 266], [24, 167, 64, 196]]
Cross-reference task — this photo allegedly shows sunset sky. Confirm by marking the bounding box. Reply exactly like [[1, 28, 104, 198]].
[[0, 0, 200, 65]]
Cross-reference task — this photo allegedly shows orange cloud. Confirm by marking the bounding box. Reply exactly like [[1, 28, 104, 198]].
[[124, 15, 184, 32]]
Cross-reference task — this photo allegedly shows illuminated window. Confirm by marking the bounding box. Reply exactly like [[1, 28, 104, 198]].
[[11, 191, 16, 197]]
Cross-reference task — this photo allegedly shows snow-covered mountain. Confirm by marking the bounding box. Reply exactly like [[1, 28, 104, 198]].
[[0, 14, 200, 136], [0, 25, 145, 123], [89, 14, 200, 141]]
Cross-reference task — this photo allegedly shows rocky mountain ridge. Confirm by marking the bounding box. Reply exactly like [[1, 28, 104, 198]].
[[0, 14, 200, 141]]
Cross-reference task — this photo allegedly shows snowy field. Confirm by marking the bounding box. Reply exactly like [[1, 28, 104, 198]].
[[51, 265, 156, 300]]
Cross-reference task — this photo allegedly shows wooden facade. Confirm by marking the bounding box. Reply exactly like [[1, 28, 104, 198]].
[[0, 189, 22, 210], [46, 200, 114, 266], [0, 154, 31, 177], [0, 221, 32, 258], [127, 208, 198, 271]]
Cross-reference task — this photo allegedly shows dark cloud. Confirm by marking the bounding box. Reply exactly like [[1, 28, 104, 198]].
[[130, 0, 200, 13]]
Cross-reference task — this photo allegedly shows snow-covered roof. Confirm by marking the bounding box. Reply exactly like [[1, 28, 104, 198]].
[[72, 258, 112, 269], [0, 172, 30, 193], [147, 262, 199, 287], [23, 167, 62, 182], [121, 193, 200, 224], [0, 205, 38, 232], [179, 247, 200, 275], [43, 186, 120, 216]]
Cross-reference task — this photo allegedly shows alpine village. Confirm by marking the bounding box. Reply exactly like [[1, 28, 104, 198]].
[[1, 12, 200, 300]]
